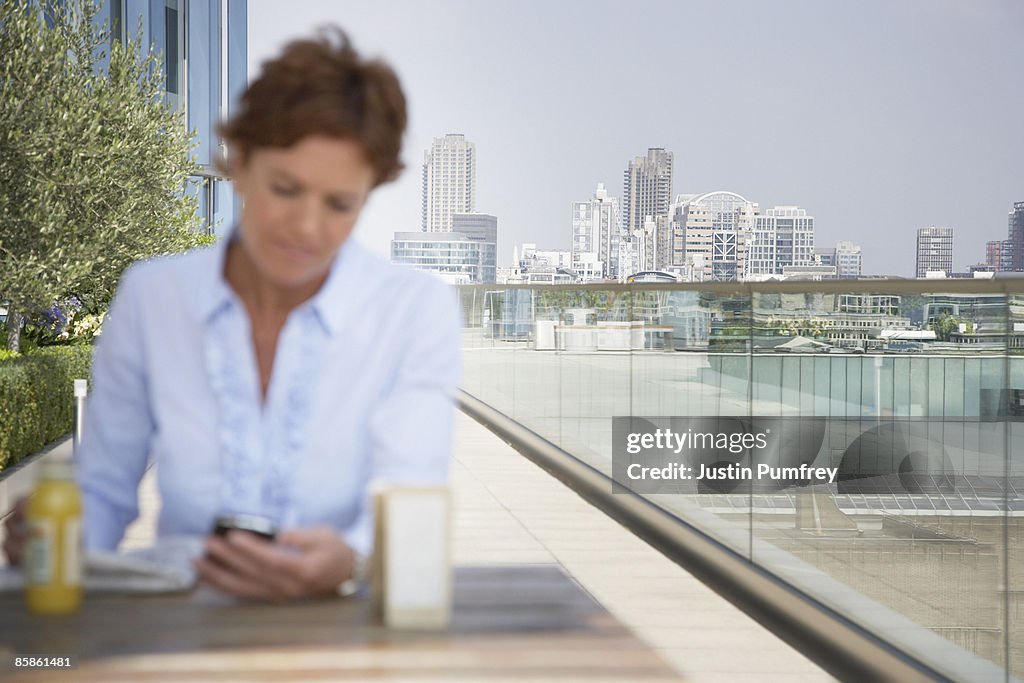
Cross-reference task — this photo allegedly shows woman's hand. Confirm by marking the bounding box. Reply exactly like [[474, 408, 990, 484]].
[[2, 497, 28, 567], [195, 526, 356, 601]]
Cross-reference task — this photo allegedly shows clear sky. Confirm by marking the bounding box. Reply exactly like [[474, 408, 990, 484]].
[[248, 0, 1024, 276]]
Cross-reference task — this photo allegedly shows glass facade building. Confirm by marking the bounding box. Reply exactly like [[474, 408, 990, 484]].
[[391, 231, 496, 284], [101, 0, 248, 236]]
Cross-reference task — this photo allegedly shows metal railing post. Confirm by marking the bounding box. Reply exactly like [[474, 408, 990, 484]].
[[73, 379, 88, 448]]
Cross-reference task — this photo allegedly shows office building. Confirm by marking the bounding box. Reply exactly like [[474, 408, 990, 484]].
[[391, 213, 496, 284], [571, 183, 621, 280], [980, 203, 1024, 272], [671, 191, 758, 281], [747, 206, 815, 278], [915, 226, 954, 278], [1007, 201, 1024, 271], [835, 241, 863, 278], [985, 240, 1012, 272], [623, 148, 673, 270], [394, 212, 497, 284], [451, 213, 497, 283], [421, 133, 476, 233], [103, 0, 247, 235], [451, 213, 496, 242]]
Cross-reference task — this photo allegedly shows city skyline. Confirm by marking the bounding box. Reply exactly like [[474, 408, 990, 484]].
[[248, 0, 1024, 275]]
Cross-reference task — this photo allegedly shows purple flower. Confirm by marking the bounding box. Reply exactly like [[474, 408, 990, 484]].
[[34, 297, 81, 334], [40, 305, 67, 330]]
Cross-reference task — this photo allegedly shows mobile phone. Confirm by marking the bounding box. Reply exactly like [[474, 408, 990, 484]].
[[212, 514, 278, 541]]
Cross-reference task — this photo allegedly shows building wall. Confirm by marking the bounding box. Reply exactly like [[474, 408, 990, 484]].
[[108, 0, 247, 236]]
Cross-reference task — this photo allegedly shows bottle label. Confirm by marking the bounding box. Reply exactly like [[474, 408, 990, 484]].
[[63, 517, 81, 586], [25, 519, 55, 585]]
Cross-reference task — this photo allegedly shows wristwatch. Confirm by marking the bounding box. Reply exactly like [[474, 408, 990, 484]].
[[336, 552, 368, 598]]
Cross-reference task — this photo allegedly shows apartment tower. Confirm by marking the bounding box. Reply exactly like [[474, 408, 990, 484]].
[[623, 148, 673, 270], [422, 133, 476, 232]]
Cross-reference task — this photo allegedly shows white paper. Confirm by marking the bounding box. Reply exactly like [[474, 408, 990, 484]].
[[0, 535, 202, 594]]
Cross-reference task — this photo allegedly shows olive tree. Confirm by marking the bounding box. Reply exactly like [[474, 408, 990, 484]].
[[0, 0, 210, 351]]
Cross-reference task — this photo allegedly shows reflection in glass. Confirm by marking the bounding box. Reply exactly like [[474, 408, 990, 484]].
[[459, 281, 1019, 678]]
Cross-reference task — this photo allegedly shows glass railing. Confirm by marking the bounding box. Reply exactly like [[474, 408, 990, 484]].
[[457, 278, 1023, 681]]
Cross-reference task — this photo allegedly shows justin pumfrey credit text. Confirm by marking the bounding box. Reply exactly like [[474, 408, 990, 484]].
[[623, 427, 839, 483]]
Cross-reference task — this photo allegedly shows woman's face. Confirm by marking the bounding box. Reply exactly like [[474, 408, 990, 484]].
[[231, 135, 376, 290]]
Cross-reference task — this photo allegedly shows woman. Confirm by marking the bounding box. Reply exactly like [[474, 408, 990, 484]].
[[3, 28, 461, 600]]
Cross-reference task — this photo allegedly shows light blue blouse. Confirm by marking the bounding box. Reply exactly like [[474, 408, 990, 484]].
[[76, 236, 462, 557]]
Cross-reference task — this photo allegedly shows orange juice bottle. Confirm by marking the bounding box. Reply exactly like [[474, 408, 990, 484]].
[[25, 458, 83, 614]]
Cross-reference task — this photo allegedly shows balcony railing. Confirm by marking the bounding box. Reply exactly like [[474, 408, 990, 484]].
[[457, 277, 1024, 682]]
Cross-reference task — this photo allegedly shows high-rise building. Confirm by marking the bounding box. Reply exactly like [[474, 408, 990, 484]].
[[915, 227, 954, 278], [421, 134, 476, 233], [1009, 201, 1024, 271], [623, 148, 673, 269], [747, 206, 815, 278], [671, 191, 758, 281], [835, 241, 863, 278], [571, 183, 620, 280], [985, 240, 1012, 272], [980, 202, 1023, 272]]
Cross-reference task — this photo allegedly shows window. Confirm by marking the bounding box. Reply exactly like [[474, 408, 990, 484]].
[[164, 0, 186, 112], [110, 0, 126, 46]]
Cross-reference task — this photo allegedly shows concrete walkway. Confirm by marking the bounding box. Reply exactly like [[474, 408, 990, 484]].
[[123, 410, 834, 682]]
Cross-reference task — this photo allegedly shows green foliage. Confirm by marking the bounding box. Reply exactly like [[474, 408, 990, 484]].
[[0, 0, 210, 350], [0, 321, 39, 352], [765, 317, 827, 338], [931, 312, 970, 342], [0, 345, 93, 472], [535, 289, 656, 323]]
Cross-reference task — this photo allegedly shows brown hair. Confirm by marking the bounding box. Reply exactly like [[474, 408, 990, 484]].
[[217, 27, 407, 187]]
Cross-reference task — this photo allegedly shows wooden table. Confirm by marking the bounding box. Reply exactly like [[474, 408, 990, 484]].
[[0, 566, 683, 681]]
